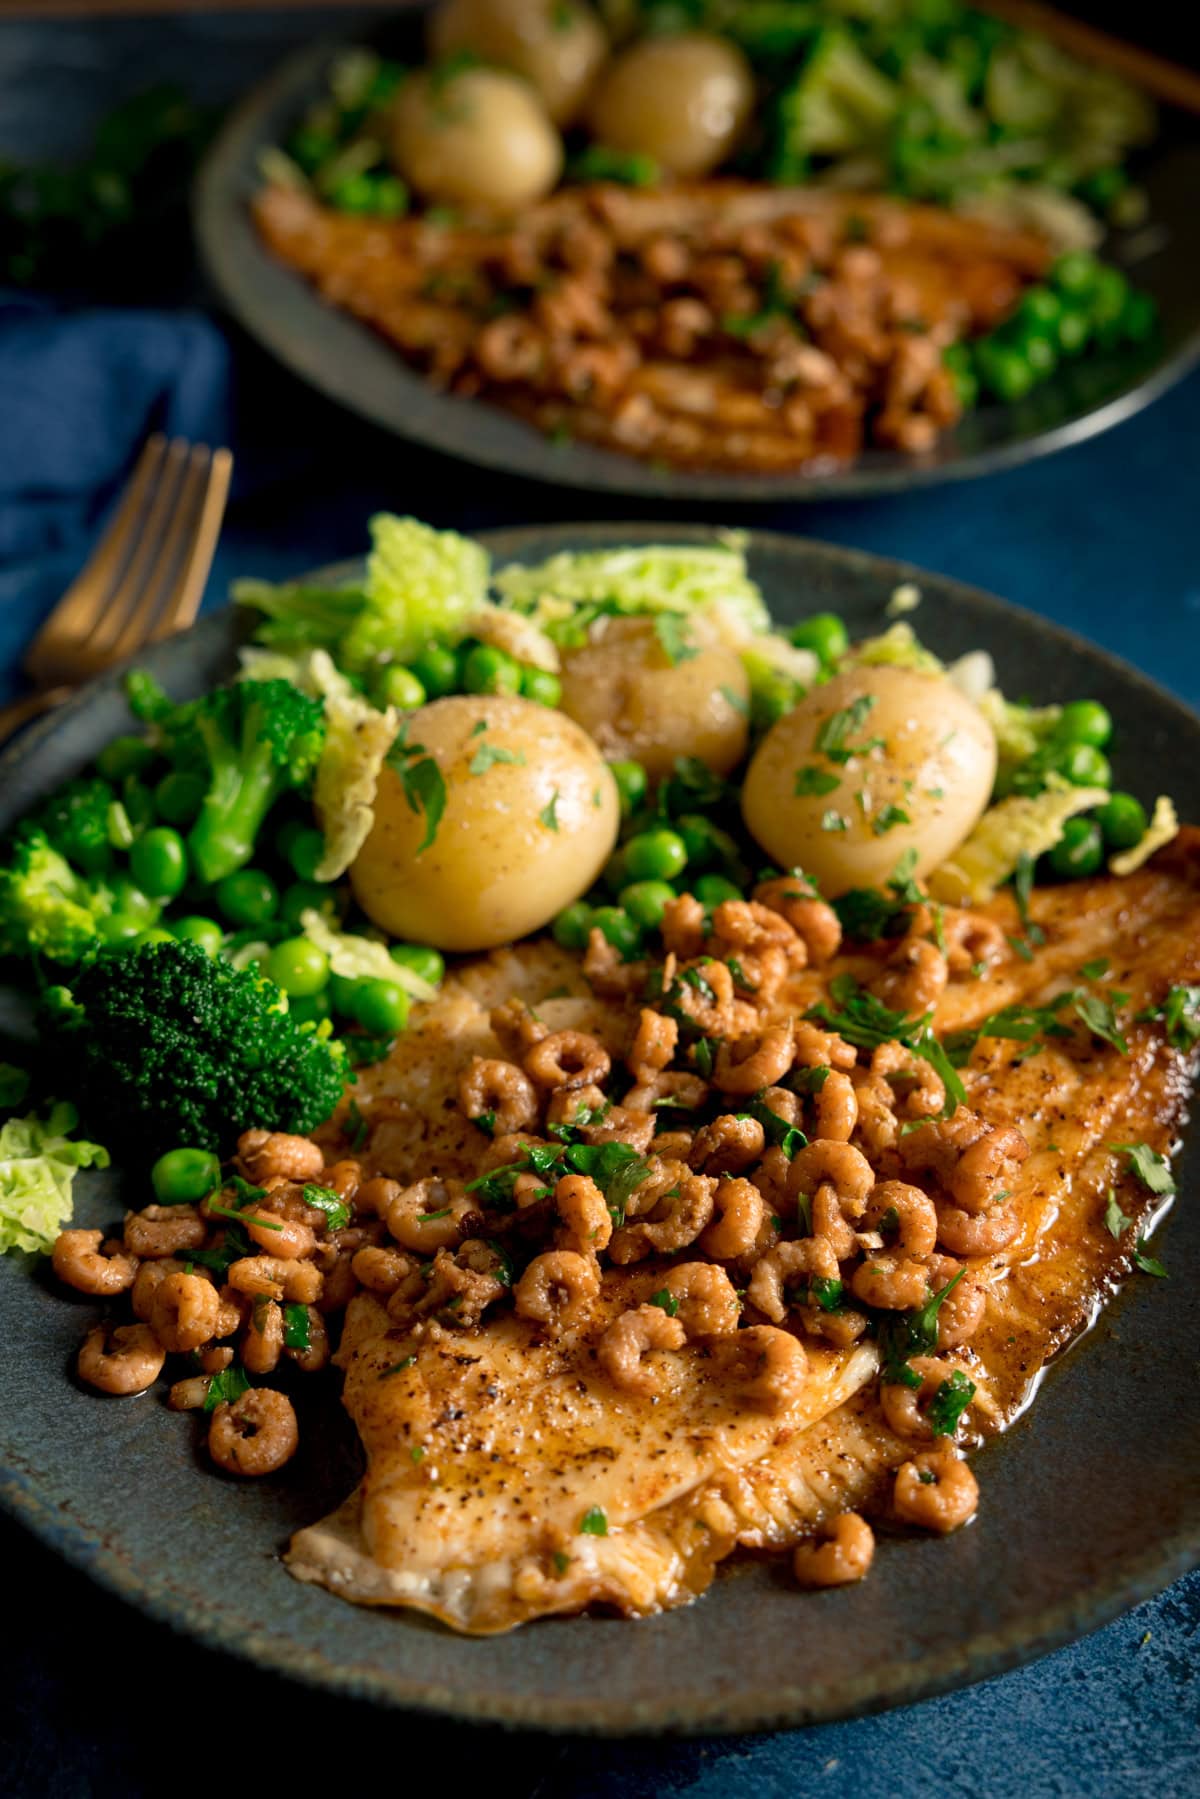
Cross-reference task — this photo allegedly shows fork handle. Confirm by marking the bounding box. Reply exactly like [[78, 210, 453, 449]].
[[0, 686, 74, 748]]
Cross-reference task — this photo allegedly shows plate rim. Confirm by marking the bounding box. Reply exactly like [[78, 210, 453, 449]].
[[1, 521, 1197, 1734], [192, 36, 1200, 506]]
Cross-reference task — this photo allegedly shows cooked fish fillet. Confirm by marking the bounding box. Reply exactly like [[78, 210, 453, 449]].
[[290, 838, 1200, 1630]]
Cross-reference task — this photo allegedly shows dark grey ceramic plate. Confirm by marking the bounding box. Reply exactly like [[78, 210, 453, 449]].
[[1, 527, 1197, 1735], [193, 35, 1200, 503]]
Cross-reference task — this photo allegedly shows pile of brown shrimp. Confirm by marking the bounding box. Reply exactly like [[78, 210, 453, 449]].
[[255, 180, 1049, 474], [51, 876, 1023, 1585]]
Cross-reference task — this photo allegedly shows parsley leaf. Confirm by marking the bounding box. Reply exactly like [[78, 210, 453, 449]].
[[386, 723, 447, 854], [810, 1276, 844, 1312], [203, 1363, 250, 1414], [283, 1302, 312, 1351], [878, 1270, 965, 1385], [719, 683, 749, 717], [821, 809, 848, 833], [654, 613, 698, 665], [302, 1184, 352, 1230], [1103, 1188, 1131, 1238], [1133, 1238, 1168, 1278], [469, 739, 526, 776], [1073, 993, 1128, 1054], [579, 1505, 608, 1536], [345, 1032, 398, 1069], [871, 804, 910, 836], [565, 1141, 652, 1227], [740, 1094, 807, 1158], [378, 1355, 417, 1379], [649, 1288, 680, 1317], [1110, 1141, 1176, 1197], [814, 694, 879, 764], [539, 788, 561, 832], [1146, 984, 1200, 1052], [1080, 958, 1110, 981], [794, 766, 841, 798], [927, 1368, 975, 1437]]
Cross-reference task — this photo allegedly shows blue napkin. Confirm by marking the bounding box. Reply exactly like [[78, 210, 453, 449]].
[[0, 293, 232, 701]]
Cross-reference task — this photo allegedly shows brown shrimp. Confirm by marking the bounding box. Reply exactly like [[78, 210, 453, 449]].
[[242, 1296, 284, 1374], [713, 1022, 795, 1095], [661, 1262, 740, 1338], [689, 1114, 765, 1175], [753, 878, 842, 962], [870, 1041, 945, 1122], [597, 1303, 686, 1397], [351, 1245, 418, 1296], [609, 1173, 715, 1263], [513, 1250, 599, 1328], [554, 1173, 613, 1254], [700, 1175, 767, 1260], [793, 1020, 857, 1071], [660, 893, 707, 959], [792, 1512, 875, 1587], [747, 1238, 840, 1323], [524, 1029, 611, 1092], [894, 1445, 979, 1532], [51, 1229, 137, 1297], [736, 1325, 809, 1414], [77, 1323, 165, 1396], [208, 1388, 299, 1477], [458, 1057, 539, 1136], [789, 1140, 874, 1224], [623, 1070, 709, 1114], [811, 1069, 858, 1143], [862, 1180, 939, 1260], [851, 1252, 930, 1311], [385, 1178, 478, 1252], [872, 936, 948, 1015], [150, 1271, 221, 1354], [880, 1354, 973, 1442], [926, 1255, 987, 1348], [123, 1205, 206, 1259], [243, 1209, 317, 1261], [626, 1008, 678, 1081], [284, 1305, 330, 1372], [941, 907, 1007, 975], [935, 1201, 1020, 1257], [236, 1129, 324, 1185]]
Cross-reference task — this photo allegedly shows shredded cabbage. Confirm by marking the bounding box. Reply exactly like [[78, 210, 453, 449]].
[[299, 910, 436, 1001], [845, 621, 943, 674], [492, 537, 771, 644], [928, 780, 1109, 904], [0, 1102, 109, 1255], [978, 689, 1063, 774], [340, 516, 490, 672], [1110, 795, 1179, 876], [741, 636, 820, 695]]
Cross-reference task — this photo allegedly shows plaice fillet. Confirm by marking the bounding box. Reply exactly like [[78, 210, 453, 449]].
[[291, 835, 1200, 1631]]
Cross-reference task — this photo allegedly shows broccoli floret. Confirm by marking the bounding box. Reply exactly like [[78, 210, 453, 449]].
[[35, 776, 121, 875], [48, 937, 347, 1154], [0, 825, 113, 963], [769, 28, 900, 177], [129, 674, 326, 885]]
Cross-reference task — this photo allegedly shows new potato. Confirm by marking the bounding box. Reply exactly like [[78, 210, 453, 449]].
[[741, 666, 997, 896], [390, 66, 563, 211], [351, 695, 619, 950], [557, 614, 750, 779], [585, 32, 754, 178], [429, 0, 609, 125]]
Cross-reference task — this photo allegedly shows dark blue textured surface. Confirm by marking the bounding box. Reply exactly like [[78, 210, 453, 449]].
[[0, 13, 1198, 1794]]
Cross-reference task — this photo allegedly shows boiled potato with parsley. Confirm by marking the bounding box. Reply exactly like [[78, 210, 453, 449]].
[[584, 32, 754, 178], [390, 66, 563, 211], [429, 0, 608, 125], [351, 694, 619, 950], [741, 666, 996, 896], [558, 614, 750, 779]]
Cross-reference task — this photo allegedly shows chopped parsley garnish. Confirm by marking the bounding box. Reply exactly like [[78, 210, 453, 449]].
[[692, 1037, 716, 1078], [806, 976, 963, 1116], [1103, 1188, 1131, 1239], [1133, 1239, 1168, 1278], [468, 738, 526, 776], [475, 1109, 497, 1137], [649, 1288, 680, 1317], [794, 766, 840, 798], [741, 1094, 807, 1159], [208, 1201, 282, 1230], [553, 1551, 571, 1575], [203, 1363, 250, 1414], [386, 720, 446, 853], [418, 1207, 454, 1224], [1007, 934, 1034, 963], [283, 1302, 312, 1351], [1080, 958, 1110, 981], [579, 1505, 608, 1536], [345, 1098, 368, 1151], [345, 1032, 398, 1068], [821, 809, 848, 833], [814, 694, 880, 764], [411, 1445, 426, 1464], [1109, 1141, 1176, 1197], [1073, 993, 1128, 1054], [302, 1183, 352, 1230], [378, 1355, 417, 1379], [790, 1064, 831, 1095], [727, 957, 755, 990], [871, 804, 910, 836], [809, 1276, 844, 1313], [465, 1139, 650, 1227], [186, 1222, 254, 1278], [1141, 984, 1200, 1051], [878, 1270, 964, 1385], [654, 613, 698, 665], [539, 789, 561, 832], [927, 1369, 975, 1437], [719, 684, 749, 717]]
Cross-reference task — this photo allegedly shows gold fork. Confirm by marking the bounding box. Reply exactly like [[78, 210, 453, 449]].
[[0, 434, 233, 747]]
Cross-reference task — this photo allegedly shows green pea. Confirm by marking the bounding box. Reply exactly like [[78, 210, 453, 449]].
[[1088, 264, 1129, 332], [624, 829, 688, 883], [280, 880, 339, 933], [96, 735, 156, 781], [675, 814, 719, 869], [154, 770, 206, 826], [1047, 816, 1104, 880], [352, 978, 410, 1034], [620, 880, 676, 930], [751, 677, 798, 730], [462, 643, 522, 696], [215, 868, 279, 928], [552, 901, 593, 951], [520, 666, 562, 708], [136, 927, 177, 948], [330, 171, 381, 213], [608, 760, 648, 818], [129, 827, 189, 900], [375, 665, 427, 710], [1076, 166, 1127, 212], [390, 943, 445, 987], [97, 913, 149, 946], [1016, 286, 1063, 333], [1054, 699, 1112, 748], [1020, 330, 1057, 380], [412, 642, 459, 699], [151, 1146, 222, 1206], [974, 339, 1035, 403], [1095, 792, 1147, 852], [289, 991, 333, 1026], [329, 971, 361, 1017], [288, 126, 335, 173], [1055, 742, 1112, 789], [790, 612, 849, 665], [122, 776, 156, 834], [694, 873, 742, 908], [287, 827, 327, 882], [589, 906, 642, 960], [266, 935, 330, 997], [1051, 249, 1102, 298], [172, 915, 224, 957], [108, 878, 159, 928], [1056, 306, 1091, 357]]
